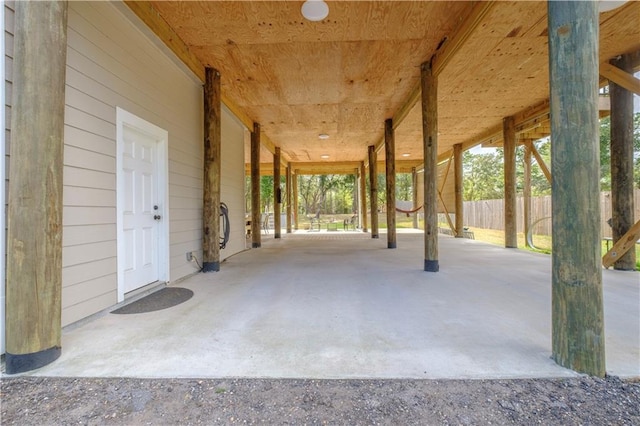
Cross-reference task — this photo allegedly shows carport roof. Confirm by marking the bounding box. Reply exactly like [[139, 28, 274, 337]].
[[126, 1, 640, 171]]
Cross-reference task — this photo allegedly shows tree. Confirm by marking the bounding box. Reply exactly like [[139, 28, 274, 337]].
[[396, 173, 413, 201], [260, 176, 274, 212], [463, 150, 504, 201]]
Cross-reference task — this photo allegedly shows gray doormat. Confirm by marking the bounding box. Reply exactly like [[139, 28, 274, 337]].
[[111, 287, 194, 315]]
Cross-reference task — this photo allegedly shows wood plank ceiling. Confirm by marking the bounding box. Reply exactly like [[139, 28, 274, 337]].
[[141, 1, 640, 172]]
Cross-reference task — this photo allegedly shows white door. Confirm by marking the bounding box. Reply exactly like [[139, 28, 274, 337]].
[[121, 125, 161, 293]]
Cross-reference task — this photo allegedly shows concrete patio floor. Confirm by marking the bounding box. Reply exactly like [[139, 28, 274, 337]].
[[29, 230, 639, 379]]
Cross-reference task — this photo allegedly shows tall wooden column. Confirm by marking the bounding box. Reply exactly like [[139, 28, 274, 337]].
[[286, 165, 292, 234], [523, 141, 533, 248], [412, 167, 419, 229], [385, 119, 397, 249], [421, 61, 439, 272], [202, 67, 222, 272], [548, 0, 605, 377], [453, 143, 464, 237], [368, 145, 379, 238], [250, 123, 261, 248], [353, 168, 359, 217], [609, 53, 636, 270], [6, 0, 68, 374], [293, 170, 299, 230], [503, 116, 517, 248], [360, 162, 368, 232], [274, 147, 281, 239]]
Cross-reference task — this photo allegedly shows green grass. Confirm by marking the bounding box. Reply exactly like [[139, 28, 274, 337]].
[[466, 226, 640, 271], [303, 213, 640, 270]]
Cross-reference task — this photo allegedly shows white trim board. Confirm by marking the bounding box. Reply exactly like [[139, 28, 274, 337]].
[[1, 2, 6, 355]]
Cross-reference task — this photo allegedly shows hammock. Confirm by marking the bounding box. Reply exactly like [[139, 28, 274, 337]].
[[395, 205, 423, 215]]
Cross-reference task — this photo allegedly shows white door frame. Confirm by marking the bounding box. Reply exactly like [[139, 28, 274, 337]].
[[116, 107, 170, 302]]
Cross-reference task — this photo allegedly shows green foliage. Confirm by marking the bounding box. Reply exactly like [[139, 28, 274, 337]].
[[463, 150, 504, 201], [260, 176, 274, 212], [517, 140, 551, 197], [396, 173, 413, 201], [298, 174, 355, 216]]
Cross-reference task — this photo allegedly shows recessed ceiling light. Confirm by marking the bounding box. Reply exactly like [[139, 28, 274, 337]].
[[402, 153, 411, 157], [318, 133, 330, 140], [321, 154, 330, 159], [301, 0, 329, 21]]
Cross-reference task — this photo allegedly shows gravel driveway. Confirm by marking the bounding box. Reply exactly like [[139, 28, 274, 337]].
[[2, 375, 639, 425]]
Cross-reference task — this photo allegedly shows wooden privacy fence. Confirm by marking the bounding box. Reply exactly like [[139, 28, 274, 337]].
[[463, 190, 640, 238]]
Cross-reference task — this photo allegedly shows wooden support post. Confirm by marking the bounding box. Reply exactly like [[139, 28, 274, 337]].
[[453, 143, 464, 237], [412, 167, 419, 229], [421, 61, 439, 272], [385, 119, 397, 249], [353, 168, 359, 222], [548, 0, 605, 377], [202, 67, 222, 272], [286, 165, 292, 234], [274, 147, 281, 239], [293, 170, 299, 230], [368, 145, 379, 238], [523, 141, 533, 248], [251, 123, 261, 248], [503, 116, 517, 248], [360, 162, 368, 232], [6, 0, 68, 374], [609, 53, 636, 270]]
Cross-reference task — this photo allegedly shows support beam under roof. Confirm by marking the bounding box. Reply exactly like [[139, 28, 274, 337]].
[[124, 0, 288, 166]]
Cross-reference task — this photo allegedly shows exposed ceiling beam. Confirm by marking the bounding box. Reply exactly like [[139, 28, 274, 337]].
[[600, 62, 640, 95], [123, 1, 205, 80], [431, 1, 497, 77], [124, 0, 288, 165], [248, 160, 423, 176], [372, 1, 496, 156]]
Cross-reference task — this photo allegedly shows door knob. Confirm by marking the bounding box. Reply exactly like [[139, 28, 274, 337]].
[[154, 215, 162, 220]]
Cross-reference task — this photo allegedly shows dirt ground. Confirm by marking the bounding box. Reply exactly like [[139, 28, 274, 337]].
[[1, 375, 639, 425]]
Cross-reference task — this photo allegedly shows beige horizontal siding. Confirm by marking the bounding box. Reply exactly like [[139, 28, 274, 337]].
[[3, 1, 246, 328], [62, 290, 116, 327], [58, 1, 245, 325], [220, 108, 248, 259], [63, 224, 116, 247]]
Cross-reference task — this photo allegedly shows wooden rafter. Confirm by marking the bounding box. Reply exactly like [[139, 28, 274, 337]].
[[373, 1, 496, 155], [600, 62, 640, 96], [530, 143, 552, 183], [431, 1, 496, 76], [124, 0, 288, 165]]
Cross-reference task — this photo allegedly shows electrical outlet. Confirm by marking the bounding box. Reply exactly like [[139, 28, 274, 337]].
[[186, 252, 193, 262]]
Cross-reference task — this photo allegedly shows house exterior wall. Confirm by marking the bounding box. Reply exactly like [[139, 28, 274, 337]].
[[3, 1, 246, 330], [220, 108, 249, 259]]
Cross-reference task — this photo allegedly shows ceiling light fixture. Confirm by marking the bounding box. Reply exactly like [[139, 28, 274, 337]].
[[402, 153, 411, 157], [598, 0, 629, 12], [321, 154, 330, 159], [318, 133, 330, 140], [301, 0, 329, 21]]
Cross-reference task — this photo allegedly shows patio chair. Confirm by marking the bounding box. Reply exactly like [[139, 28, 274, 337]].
[[343, 214, 358, 231], [262, 213, 270, 234]]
